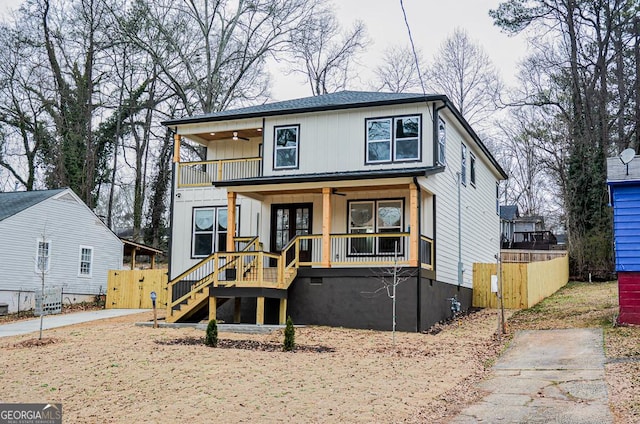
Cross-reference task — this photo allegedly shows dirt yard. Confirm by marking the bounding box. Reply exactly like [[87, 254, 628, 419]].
[[1, 281, 637, 423], [0, 309, 505, 423]]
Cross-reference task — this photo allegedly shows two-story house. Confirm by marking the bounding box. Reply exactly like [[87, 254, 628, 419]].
[[163, 91, 507, 332]]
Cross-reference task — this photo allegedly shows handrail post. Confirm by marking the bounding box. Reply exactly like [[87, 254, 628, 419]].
[[217, 160, 223, 182], [258, 252, 264, 285]]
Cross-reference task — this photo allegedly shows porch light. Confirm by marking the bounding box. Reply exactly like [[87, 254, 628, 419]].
[[210, 132, 215, 136]]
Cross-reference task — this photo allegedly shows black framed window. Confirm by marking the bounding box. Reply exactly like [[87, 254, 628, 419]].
[[366, 115, 420, 164], [192, 206, 239, 258], [461, 143, 467, 186], [274, 125, 299, 169], [437, 118, 446, 165], [470, 153, 476, 186], [348, 199, 403, 255]]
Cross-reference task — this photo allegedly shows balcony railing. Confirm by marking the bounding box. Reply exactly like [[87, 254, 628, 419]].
[[177, 158, 262, 187]]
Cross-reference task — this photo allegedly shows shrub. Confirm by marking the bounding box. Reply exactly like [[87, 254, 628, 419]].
[[283, 316, 295, 351], [205, 319, 218, 347]]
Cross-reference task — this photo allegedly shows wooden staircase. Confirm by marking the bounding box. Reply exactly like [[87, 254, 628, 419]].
[[166, 237, 300, 323]]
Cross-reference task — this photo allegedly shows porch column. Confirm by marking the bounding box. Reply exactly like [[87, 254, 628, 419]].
[[256, 297, 265, 325], [279, 298, 288, 325], [322, 187, 332, 268], [172, 133, 181, 163], [409, 183, 419, 266], [226, 191, 237, 252]]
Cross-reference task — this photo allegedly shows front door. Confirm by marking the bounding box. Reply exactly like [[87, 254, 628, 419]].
[[270, 203, 313, 264]]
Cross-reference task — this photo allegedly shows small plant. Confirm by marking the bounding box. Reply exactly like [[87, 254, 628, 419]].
[[283, 316, 295, 351], [205, 319, 218, 347]]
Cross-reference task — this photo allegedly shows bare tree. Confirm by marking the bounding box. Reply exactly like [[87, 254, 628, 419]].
[[372, 45, 426, 93], [426, 28, 503, 127], [289, 8, 368, 96]]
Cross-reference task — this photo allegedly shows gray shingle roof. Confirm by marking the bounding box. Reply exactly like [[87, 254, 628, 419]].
[[499, 205, 520, 221], [162, 91, 444, 125], [0, 189, 67, 221]]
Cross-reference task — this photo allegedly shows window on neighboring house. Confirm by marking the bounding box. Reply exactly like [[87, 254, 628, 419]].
[[79, 246, 93, 277], [366, 115, 420, 163], [36, 240, 50, 273], [274, 125, 299, 169], [470, 153, 476, 186], [437, 118, 446, 165], [348, 199, 403, 255], [192, 206, 239, 258], [461, 143, 467, 185]]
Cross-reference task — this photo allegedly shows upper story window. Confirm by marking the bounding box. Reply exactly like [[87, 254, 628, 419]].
[[36, 240, 51, 273], [366, 115, 420, 164], [470, 153, 476, 186], [274, 125, 299, 169], [461, 143, 467, 185], [79, 246, 93, 277], [437, 118, 446, 165]]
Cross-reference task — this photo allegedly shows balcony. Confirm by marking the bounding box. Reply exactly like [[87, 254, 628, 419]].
[[177, 158, 262, 188]]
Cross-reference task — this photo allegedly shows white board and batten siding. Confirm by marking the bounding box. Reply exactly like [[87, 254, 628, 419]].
[[170, 186, 262, 280], [262, 104, 434, 176], [0, 189, 122, 312], [420, 111, 502, 288]]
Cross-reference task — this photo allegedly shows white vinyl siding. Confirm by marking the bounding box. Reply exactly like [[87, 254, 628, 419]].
[[79, 246, 93, 277], [0, 190, 122, 296]]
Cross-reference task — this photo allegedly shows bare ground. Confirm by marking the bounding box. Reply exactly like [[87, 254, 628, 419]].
[[1, 281, 637, 423], [0, 309, 505, 423]]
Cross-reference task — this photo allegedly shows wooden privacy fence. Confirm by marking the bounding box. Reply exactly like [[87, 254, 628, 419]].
[[106, 269, 168, 309], [472, 254, 569, 309]]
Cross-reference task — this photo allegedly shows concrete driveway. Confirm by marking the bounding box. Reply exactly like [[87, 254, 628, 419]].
[[452, 328, 613, 423], [0, 309, 149, 338]]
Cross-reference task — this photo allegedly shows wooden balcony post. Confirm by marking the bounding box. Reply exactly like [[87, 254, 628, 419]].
[[209, 295, 217, 321], [172, 133, 181, 163], [322, 187, 332, 268], [409, 184, 419, 266], [227, 191, 236, 253]]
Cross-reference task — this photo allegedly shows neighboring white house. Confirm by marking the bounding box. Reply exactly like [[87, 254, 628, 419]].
[[0, 188, 123, 313], [162, 91, 508, 331]]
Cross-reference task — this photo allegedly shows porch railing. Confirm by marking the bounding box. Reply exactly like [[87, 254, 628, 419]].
[[329, 233, 411, 266], [177, 158, 262, 187]]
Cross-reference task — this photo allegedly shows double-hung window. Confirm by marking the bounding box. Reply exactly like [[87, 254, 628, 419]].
[[437, 118, 446, 165], [79, 246, 93, 277], [192, 207, 238, 258], [348, 200, 403, 255], [36, 240, 51, 273], [274, 125, 299, 169], [366, 115, 420, 163], [461, 143, 467, 185]]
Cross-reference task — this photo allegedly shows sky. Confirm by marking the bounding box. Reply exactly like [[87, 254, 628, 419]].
[[0, 0, 528, 101], [271, 0, 528, 100]]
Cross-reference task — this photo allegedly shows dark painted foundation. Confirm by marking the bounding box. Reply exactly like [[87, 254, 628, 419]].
[[212, 267, 472, 332]]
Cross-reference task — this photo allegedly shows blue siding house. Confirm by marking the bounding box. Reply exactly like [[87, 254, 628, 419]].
[[607, 155, 640, 324]]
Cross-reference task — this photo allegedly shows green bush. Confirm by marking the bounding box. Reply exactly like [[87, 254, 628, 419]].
[[283, 316, 295, 352], [205, 319, 218, 347]]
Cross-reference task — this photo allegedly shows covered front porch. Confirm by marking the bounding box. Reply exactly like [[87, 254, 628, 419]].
[[166, 177, 435, 325]]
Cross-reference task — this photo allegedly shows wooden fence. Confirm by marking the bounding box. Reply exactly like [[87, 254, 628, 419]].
[[472, 254, 569, 309], [500, 249, 568, 263], [106, 269, 168, 309]]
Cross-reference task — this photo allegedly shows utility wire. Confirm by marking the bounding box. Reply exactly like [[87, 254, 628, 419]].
[[399, 0, 427, 96]]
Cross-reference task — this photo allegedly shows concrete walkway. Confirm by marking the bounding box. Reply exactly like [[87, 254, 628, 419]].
[[452, 328, 613, 424], [0, 309, 149, 338]]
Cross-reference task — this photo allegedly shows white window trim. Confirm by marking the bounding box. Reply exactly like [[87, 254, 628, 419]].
[[274, 125, 299, 169], [348, 199, 404, 256], [78, 245, 94, 278], [366, 115, 421, 164], [192, 206, 239, 258], [35, 239, 51, 274]]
